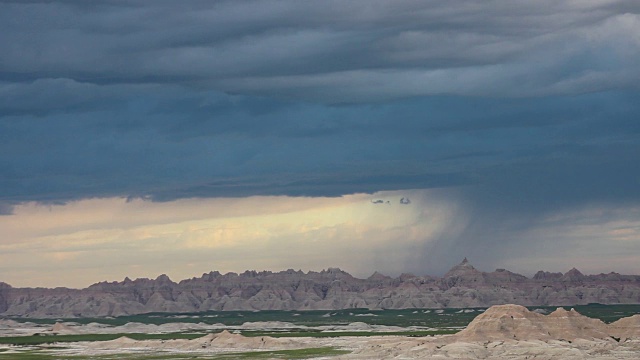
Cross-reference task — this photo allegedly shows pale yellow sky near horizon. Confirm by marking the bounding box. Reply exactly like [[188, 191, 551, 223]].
[[1, 189, 639, 288], [0, 190, 457, 288]]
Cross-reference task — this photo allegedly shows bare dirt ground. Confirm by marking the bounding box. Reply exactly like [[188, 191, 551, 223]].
[[3, 332, 639, 359]]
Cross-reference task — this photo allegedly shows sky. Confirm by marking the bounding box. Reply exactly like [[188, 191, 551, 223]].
[[1, 0, 639, 288]]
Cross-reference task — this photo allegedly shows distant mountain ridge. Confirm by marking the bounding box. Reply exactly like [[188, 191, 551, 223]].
[[1, 259, 640, 318]]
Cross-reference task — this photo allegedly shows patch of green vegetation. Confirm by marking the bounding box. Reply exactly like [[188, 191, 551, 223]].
[[0, 346, 350, 359], [6, 307, 484, 328], [0, 350, 56, 360], [241, 329, 456, 338], [6, 304, 640, 337], [214, 347, 351, 359], [0, 332, 206, 346]]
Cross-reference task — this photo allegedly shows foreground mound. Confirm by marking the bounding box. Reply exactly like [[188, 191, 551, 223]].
[[455, 304, 611, 341], [50, 322, 79, 334], [610, 315, 640, 341], [189, 330, 296, 350], [90, 330, 302, 352]]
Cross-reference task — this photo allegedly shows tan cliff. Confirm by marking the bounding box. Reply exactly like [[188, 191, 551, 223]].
[[454, 304, 612, 341]]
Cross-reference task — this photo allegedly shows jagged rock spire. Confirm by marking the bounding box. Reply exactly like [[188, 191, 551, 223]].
[[444, 257, 479, 277]]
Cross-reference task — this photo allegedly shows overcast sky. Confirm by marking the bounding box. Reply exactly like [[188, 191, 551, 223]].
[[1, 0, 639, 288]]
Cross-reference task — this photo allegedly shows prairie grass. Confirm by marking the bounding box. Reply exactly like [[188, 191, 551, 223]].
[[0, 346, 350, 359]]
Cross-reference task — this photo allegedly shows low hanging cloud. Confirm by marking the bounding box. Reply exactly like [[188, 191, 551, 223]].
[[1, 88, 637, 208]]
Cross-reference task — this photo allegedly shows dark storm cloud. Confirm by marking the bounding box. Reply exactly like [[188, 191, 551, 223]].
[[411, 141, 640, 275], [0, 0, 639, 228], [1, 0, 639, 102], [1, 87, 638, 208]]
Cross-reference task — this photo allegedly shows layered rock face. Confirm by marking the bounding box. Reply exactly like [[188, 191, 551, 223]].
[[455, 304, 611, 341], [609, 315, 640, 340], [1, 259, 639, 318]]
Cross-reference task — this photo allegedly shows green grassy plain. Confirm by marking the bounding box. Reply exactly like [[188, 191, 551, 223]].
[[0, 328, 457, 347], [2, 304, 638, 359], [0, 333, 203, 346], [0, 346, 350, 359], [14, 304, 638, 329]]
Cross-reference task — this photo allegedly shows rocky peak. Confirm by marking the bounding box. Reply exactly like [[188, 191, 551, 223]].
[[549, 307, 571, 316], [282, 269, 302, 275], [241, 270, 258, 278], [444, 257, 480, 278], [562, 268, 585, 281], [487, 268, 527, 282], [155, 274, 173, 283], [533, 270, 563, 281], [597, 272, 623, 281], [368, 271, 391, 281], [86, 281, 112, 290], [321, 267, 348, 276], [398, 273, 416, 281], [201, 271, 221, 281]]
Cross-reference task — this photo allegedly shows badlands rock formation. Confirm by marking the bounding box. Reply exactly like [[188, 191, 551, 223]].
[[610, 315, 640, 341], [346, 306, 640, 359], [1, 259, 639, 317], [26, 305, 640, 360], [454, 304, 612, 341]]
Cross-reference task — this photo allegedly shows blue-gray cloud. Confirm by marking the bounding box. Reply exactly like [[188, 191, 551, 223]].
[[1, 1, 640, 274], [1, 87, 638, 206], [1, 1, 639, 102]]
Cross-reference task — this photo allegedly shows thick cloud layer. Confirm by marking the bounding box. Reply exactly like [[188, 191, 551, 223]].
[[1, 88, 638, 206], [1, 1, 639, 278], [2, 0, 640, 101]]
